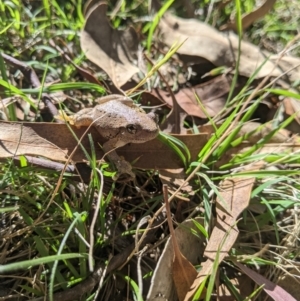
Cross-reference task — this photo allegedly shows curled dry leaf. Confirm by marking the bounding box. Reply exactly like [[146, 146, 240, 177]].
[[81, 2, 140, 88], [147, 218, 205, 301], [158, 13, 300, 82], [163, 185, 197, 301]]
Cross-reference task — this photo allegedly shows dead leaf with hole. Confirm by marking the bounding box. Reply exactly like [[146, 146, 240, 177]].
[[81, 2, 140, 88], [158, 13, 300, 83], [221, 0, 276, 31], [146, 218, 205, 301]]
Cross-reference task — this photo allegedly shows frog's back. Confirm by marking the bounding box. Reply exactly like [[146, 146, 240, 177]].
[[96, 95, 134, 107], [95, 99, 149, 127]]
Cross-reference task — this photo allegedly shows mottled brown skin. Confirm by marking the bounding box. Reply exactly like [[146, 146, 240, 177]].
[[62, 95, 159, 178]]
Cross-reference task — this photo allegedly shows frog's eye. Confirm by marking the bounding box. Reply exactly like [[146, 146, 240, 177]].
[[126, 124, 137, 134]]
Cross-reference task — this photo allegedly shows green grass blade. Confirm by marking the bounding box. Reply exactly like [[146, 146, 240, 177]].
[[147, 0, 175, 53], [0, 253, 88, 273], [0, 78, 37, 109], [266, 88, 300, 99], [49, 212, 86, 301], [158, 132, 190, 168], [0, 54, 17, 120]]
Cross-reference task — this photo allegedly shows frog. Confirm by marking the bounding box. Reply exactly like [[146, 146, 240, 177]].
[[57, 95, 159, 178]]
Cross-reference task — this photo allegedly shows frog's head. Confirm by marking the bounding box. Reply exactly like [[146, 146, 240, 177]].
[[91, 97, 159, 146], [121, 111, 159, 144]]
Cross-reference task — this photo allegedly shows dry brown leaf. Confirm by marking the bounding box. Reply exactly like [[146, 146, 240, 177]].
[[221, 0, 276, 31], [173, 255, 198, 301], [158, 13, 300, 82], [153, 76, 232, 119], [159, 169, 194, 201], [81, 2, 140, 88], [1, 121, 299, 171], [0, 121, 209, 169], [0, 122, 69, 161], [184, 162, 265, 301]]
